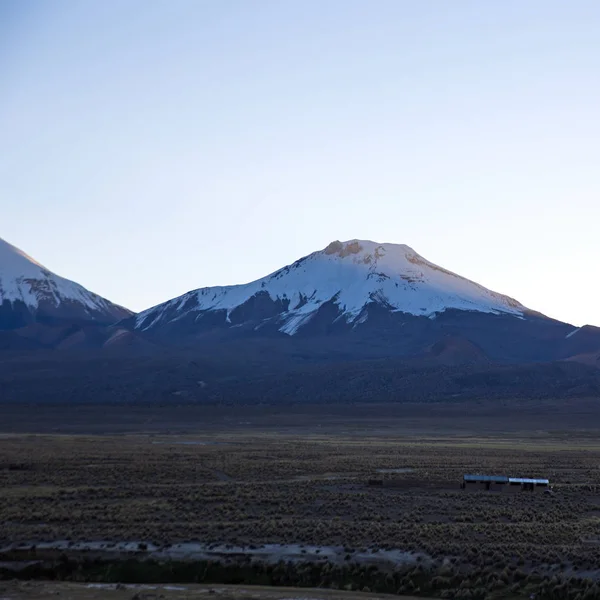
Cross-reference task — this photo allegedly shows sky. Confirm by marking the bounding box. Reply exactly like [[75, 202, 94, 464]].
[[1, 0, 599, 325]]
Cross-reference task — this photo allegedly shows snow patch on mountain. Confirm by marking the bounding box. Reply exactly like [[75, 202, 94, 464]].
[[135, 240, 528, 335], [0, 237, 130, 321]]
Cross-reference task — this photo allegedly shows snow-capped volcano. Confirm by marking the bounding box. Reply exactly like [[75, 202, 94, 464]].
[[135, 239, 530, 336], [0, 237, 131, 329]]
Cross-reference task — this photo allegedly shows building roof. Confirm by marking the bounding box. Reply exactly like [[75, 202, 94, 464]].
[[463, 474, 509, 483], [508, 477, 549, 485]]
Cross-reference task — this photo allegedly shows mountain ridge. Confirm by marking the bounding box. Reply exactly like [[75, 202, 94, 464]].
[[134, 239, 534, 337], [1, 235, 599, 368], [118, 238, 600, 366], [1, 235, 599, 405]]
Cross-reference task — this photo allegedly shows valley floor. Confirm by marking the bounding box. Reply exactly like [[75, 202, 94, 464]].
[[2, 398, 600, 435], [2, 403, 600, 598]]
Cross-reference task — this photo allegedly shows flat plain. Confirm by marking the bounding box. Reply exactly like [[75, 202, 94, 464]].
[[2, 400, 600, 599]]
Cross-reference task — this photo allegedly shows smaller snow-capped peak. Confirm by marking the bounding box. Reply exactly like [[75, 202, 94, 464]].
[[0, 237, 48, 281], [0, 237, 131, 325], [135, 239, 529, 335]]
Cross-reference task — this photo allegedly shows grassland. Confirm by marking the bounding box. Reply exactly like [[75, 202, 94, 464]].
[[2, 423, 600, 598]]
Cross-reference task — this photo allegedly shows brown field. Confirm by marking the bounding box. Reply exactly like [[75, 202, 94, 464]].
[[2, 402, 600, 598]]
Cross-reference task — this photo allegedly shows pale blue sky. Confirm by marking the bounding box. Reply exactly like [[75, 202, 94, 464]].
[[2, 0, 599, 325]]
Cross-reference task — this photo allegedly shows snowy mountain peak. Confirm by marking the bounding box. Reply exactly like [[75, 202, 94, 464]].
[[323, 239, 415, 259], [134, 239, 529, 336], [0, 237, 131, 329], [0, 237, 49, 278]]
